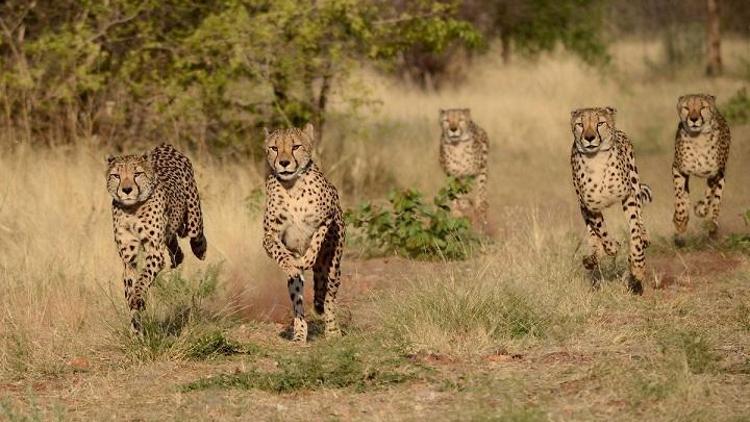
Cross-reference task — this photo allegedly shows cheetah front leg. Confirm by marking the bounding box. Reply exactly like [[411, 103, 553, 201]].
[[622, 196, 646, 295], [695, 170, 725, 238], [287, 275, 307, 342], [129, 239, 166, 334], [115, 229, 141, 334], [263, 231, 308, 342], [580, 206, 620, 274], [313, 217, 344, 338], [672, 166, 690, 245], [475, 170, 489, 230]]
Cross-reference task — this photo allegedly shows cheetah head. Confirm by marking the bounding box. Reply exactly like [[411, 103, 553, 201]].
[[106, 153, 155, 206], [439, 108, 472, 143], [264, 123, 314, 182], [570, 107, 616, 154], [677, 94, 716, 134]]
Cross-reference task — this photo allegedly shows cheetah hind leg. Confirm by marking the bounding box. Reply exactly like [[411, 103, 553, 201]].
[[167, 236, 184, 268]]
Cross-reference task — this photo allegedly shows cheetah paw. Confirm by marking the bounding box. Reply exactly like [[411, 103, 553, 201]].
[[627, 275, 644, 296], [603, 240, 620, 256], [694, 200, 709, 218]]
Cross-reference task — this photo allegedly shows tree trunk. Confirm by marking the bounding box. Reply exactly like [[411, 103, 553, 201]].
[[705, 0, 722, 76], [313, 73, 331, 150], [501, 32, 511, 65]]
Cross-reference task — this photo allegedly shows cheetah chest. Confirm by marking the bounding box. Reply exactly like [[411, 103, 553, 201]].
[[678, 132, 722, 177], [442, 141, 481, 176], [576, 150, 628, 210], [275, 189, 326, 257]]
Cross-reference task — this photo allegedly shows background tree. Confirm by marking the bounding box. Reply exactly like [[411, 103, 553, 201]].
[[400, 0, 609, 88], [705, 0, 722, 76], [0, 0, 479, 152]]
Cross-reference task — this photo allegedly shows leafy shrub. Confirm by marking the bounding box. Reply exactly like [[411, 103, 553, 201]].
[[345, 177, 480, 260], [721, 87, 750, 125]]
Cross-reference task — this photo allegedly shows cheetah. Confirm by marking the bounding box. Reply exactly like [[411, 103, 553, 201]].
[[438, 108, 489, 227], [570, 107, 653, 294], [672, 94, 731, 243], [107, 144, 207, 334], [263, 123, 345, 343]]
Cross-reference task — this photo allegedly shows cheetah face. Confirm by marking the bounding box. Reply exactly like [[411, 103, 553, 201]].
[[440, 108, 472, 143], [264, 123, 314, 182], [106, 154, 155, 206], [677, 94, 715, 134], [571, 107, 616, 154]]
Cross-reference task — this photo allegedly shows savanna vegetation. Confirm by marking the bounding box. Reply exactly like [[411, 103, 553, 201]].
[[1, 0, 750, 420]]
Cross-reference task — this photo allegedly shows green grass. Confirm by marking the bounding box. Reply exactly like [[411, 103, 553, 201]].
[[182, 337, 423, 393]]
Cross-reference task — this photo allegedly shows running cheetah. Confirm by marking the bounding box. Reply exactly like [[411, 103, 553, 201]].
[[107, 144, 207, 334], [672, 94, 731, 243], [438, 108, 489, 227], [263, 123, 345, 343], [570, 107, 653, 294]]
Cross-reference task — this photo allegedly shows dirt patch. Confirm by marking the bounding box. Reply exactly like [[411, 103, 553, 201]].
[[537, 351, 592, 365], [650, 250, 744, 290], [227, 256, 434, 324]]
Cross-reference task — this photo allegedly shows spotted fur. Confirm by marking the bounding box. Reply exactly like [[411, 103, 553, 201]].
[[438, 108, 489, 228], [570, 107, 652, 294], [107, 144, 206, 334], [672, 94, 731, 242], [262, 123, 345, 343]]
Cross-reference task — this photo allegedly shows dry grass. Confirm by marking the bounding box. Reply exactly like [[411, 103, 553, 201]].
[[1, 39, 750, 420]]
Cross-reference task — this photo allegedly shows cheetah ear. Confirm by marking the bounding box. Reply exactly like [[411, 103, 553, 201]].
[[106, 154, 115, 165], [604, 107, 617, 122], [462, 108, 471, 118], [707, 94, 716, 105], [263, 127, 270, 138], [303, 122, 315, 142]]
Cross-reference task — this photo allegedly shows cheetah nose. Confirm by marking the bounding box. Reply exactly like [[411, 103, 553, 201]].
[[279, 160, 291, 168], [584, 134, 596, 142], [122, 186, 133, 194], [689, 116, 699, 123], [449, 127, 458, 132]]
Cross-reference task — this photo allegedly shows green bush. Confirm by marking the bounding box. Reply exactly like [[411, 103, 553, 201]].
[[345, 177, 480, 260], [721, 87, 750, 125]]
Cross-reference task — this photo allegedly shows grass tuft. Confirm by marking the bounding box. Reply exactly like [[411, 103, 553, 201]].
[[115, 265, 247, 361], [380, 270, 555, 357]]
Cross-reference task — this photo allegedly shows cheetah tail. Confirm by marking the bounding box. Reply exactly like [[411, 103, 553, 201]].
[[190, 233, 207, 260], [639, 184, 653, 205]]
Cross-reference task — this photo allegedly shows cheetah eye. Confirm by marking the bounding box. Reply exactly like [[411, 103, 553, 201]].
[[575, 122, 583, 127], [597, 121, 606, 126], [292, 145, 301, 151], [134, 172, 144, 177], [270, 146, 278, 152], [110, 174, 120, 179]]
